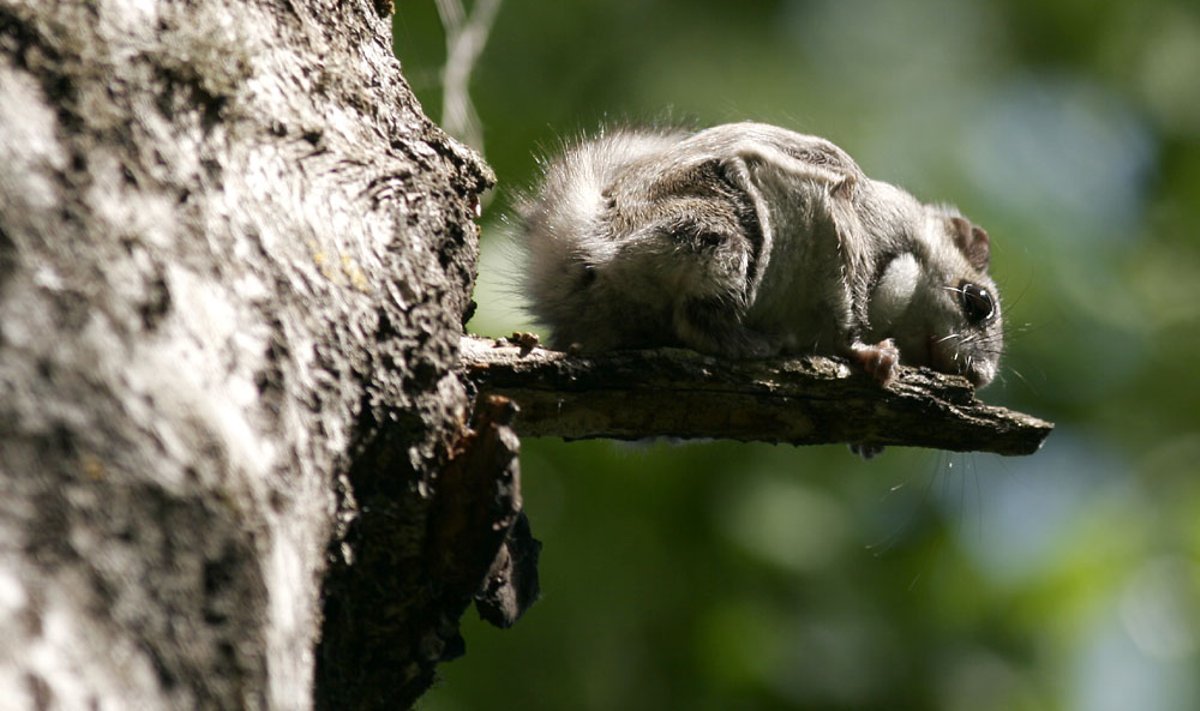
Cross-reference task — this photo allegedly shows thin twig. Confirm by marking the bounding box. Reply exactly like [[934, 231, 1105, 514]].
[[436, 0, 502, 153]]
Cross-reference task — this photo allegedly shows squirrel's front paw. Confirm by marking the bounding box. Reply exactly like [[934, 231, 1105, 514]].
[[850, 339, 899, 386]]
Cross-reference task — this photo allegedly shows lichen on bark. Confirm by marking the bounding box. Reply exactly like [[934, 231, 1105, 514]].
[[0, 0, 495, 707]]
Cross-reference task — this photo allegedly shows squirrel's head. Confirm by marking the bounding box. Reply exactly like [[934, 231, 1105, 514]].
[[868, 206, 1003, 387]]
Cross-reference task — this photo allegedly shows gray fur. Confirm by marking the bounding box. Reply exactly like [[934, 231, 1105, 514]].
[[516, 122, 1003, 387]]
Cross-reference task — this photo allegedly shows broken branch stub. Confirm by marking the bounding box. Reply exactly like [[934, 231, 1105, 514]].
[[459, 336, 1053, 456]]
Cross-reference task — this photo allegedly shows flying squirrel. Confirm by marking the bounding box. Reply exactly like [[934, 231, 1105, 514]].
[[515, 122, 1003, 388]]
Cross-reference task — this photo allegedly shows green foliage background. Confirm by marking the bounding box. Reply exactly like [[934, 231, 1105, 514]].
[[396, 1, 1200, 708]]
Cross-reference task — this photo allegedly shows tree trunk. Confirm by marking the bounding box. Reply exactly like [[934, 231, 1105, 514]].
[[0, 0, 502, 708]]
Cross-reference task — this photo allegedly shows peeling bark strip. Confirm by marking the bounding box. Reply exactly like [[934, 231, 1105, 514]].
[[317, 395, 537, 709], [461, 336, 1054, 456], [1, 0, 495, 709]]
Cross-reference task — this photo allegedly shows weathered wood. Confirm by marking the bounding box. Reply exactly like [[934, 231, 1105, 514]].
[[461, 335, 1053, 456]]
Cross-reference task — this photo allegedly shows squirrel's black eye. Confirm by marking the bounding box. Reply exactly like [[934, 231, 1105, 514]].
[[959, 281, 995, 323]]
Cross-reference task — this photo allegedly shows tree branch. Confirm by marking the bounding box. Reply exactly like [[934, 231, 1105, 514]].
[[461, 335, 1053, 456]]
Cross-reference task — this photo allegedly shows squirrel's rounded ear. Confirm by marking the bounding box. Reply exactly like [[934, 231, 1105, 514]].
[[950, 216, 990, 271]]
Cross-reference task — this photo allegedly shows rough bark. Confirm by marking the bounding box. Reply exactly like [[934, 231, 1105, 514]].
[[462, 336, 1053, 456], [0, 0, 501, 708]]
